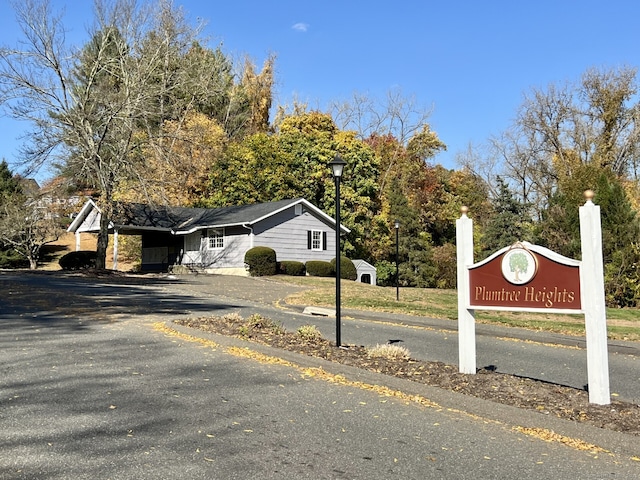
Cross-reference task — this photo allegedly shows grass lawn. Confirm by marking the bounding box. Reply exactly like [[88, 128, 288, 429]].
[[272, 275, 640, 341]]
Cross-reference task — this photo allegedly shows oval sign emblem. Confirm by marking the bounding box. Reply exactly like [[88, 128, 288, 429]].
[[501, 247, 538, 285]]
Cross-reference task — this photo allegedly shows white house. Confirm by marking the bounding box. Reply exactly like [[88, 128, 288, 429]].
[[67, 198, 350, 275]]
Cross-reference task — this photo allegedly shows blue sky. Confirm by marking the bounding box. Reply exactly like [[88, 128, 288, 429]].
[[1, 0, 640, 181]]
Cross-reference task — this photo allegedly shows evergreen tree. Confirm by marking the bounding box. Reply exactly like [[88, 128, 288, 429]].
[[593, 171, 640, 306], [0, 161, 28, 267], [536, 163, 640, 306], [482, 177, 530, 257], [0, 160, 21, 195], [387, 178, 436, 288]]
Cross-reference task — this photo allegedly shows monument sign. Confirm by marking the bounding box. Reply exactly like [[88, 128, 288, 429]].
[[456, 192, 610, 405], [468, 242, 581, 313]]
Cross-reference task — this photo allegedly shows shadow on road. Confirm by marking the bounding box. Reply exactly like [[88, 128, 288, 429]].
[[0, 270, 241, 332]]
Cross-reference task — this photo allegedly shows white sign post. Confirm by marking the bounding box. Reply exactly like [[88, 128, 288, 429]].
[[579, 191, 610, 405], [456, 207, 476, 374]]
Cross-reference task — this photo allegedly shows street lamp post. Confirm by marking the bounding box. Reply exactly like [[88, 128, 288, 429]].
[[329, 155, 347, 347], [395, 220, 400, 301]]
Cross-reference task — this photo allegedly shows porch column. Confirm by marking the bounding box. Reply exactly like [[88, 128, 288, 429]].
[[75, 232, 81, 252]]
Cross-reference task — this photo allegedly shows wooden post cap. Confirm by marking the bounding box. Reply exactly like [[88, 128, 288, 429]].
[[584, 189, 595, 201], [460, 206, 469, 215]]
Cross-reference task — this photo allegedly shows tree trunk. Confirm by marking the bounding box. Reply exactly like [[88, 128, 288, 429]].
[[96, 205, 111, 270], [29, 257, 37, 270]]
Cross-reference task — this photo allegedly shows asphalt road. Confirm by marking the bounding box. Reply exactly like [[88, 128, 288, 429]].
[[164, 274, 640, 404], [1, 271, 640, 479]]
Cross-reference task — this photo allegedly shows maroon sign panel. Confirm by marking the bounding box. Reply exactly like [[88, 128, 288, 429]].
[[468, 247, 581, 311]]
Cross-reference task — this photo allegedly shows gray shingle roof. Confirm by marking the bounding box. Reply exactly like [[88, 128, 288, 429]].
[[112, 198, 304, 232], [68, 197, 349, 235]]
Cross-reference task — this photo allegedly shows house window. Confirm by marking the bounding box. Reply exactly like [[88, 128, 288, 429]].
[[312, 230, 322, 250], [207, 228, 224, 250], [308, 229, 325, 251]]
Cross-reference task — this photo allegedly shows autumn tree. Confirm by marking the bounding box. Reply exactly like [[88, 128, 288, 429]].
[[490, 67, 640, 213], [331, 88, 442, 193], [117, 112, 227, 206], [363, 124, 447, 265], [204, 112, 380, 258], [0, 162, 62, 269], [0, 192, 63, 269], [240, 54, 275, 136], [0, 0, 257, 269]]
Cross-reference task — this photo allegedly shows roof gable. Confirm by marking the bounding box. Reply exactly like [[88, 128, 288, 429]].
[[68, 198, 350, 234]]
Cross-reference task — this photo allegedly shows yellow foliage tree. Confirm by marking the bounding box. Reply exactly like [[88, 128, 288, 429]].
[[117, 112, 226, 206]]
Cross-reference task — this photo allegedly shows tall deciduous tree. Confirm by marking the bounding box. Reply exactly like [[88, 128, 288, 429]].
[[494, 67, 640, 214], [240, 54, 275, 136], [0, 163, 62, 269], [331, 89, 442, 193], [0, 191, 63, 269], [117, 112, 227, 206], [0, 0, 246, 268]]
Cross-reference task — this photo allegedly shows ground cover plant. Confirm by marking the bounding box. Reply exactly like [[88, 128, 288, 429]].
[[175, 312, 640, 436]]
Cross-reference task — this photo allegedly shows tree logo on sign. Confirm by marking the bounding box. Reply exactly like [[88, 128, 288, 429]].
[[501, 245, 537, 285]]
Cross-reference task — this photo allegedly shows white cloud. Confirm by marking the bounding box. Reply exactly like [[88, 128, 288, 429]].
[[291, 22, 309, 33]]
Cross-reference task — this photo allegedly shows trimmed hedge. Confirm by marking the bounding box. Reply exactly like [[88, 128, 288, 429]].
[[278, 260, 306, 276], [306, 260, 334, 277], [244, 246, 277, 276], [331, 256, 357, 281], [59, 251, 98, 270]]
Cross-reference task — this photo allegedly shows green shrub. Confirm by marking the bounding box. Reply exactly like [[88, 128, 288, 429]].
[[59, 251, 98, 270], [331, 256, 357, 281], [244, 246, 277, 276], [306, 260, 334, 277], [278, 260, 306, 276], [0, 248, 29, 269], [374, 260, 395, 287]]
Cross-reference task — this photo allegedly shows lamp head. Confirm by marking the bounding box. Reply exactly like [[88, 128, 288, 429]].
[[394, 219, 400, 229], [329, 155, 347, 178]]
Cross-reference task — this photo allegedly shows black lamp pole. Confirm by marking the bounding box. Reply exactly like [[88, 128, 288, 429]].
[[395, 219, 400, 301], [329, 155, 347, 347]]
